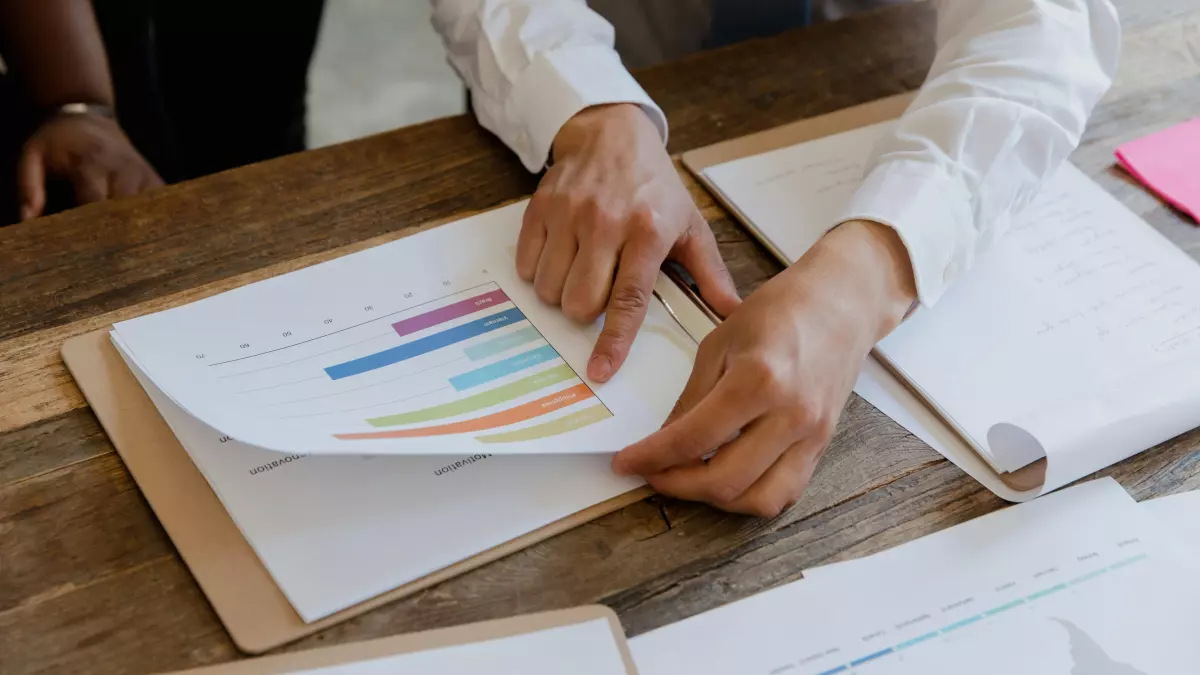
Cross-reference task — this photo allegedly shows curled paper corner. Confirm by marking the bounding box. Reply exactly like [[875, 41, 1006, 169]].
[[987, 422, 1051, 495], [986, 422, 1048, 472]]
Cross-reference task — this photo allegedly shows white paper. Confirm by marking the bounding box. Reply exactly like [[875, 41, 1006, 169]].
[[631, 479, 1200, 675], [808, 484, 1200, 584], [703, 123, 1200, 498], [115, 336, 640, 622], [1143, 491, 1200, 555], [295, 618, 627, 675], [112, 202, 698, 456]]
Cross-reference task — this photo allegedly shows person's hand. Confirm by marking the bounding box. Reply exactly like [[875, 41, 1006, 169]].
[[519, 103, 741, 383], [18, 113, 163, 221], [613, 220, 918, 518]]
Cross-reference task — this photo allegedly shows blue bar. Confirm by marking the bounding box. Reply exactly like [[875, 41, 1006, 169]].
[[940, 615, 983, 633], [1026, 584, 1067, 601], [897, 632, 939, 650], [817, 667, 848, 675], [449, 345, 560, 391], [325, 308, 526, 380], [849, 649, 894, 667]]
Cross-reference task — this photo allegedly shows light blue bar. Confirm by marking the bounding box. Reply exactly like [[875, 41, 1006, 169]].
[[1026, 583, 1067, 601], [325, 308, 525, 380], [984, 599, 1026, 616], [849, 648, 894, 667], [1069, 569, 1108, 585], [816, 667, 848, 675], [463, 326, 542, 361], [1109, 553, 1149, 570], [449, 345, 560, 391], [897, 632, 939, 650], [940, 615, 983, 633]]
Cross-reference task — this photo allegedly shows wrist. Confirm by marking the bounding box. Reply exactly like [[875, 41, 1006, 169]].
[[800, 219, 918, 344], [551, 103, 659, 163]]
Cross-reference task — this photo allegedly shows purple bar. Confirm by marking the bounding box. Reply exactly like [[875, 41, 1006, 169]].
[[391, 288, 510, 338]]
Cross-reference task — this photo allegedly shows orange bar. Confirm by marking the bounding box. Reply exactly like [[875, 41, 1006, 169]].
[[333, 383, 595, 440]]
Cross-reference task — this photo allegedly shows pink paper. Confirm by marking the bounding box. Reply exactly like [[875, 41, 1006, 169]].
[[1115, 118, 1200, 223]]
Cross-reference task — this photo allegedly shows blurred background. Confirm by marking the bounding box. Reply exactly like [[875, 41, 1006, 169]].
[[307, 0, 463, 148]]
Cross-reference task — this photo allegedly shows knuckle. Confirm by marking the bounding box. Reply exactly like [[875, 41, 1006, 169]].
[[608, 282, 650, 317], [707, 479, 745, 506], [745, 494, 789, 519], [628, 207, 661, 240], [561, 290, 602, 323]]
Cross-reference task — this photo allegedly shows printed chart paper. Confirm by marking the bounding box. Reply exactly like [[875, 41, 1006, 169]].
[[630, 479, 1200, 675], [115, 337, 641, 622], [113, 202, 698, 455]]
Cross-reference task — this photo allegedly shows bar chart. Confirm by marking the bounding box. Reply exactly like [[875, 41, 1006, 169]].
[[206, 282, 612, 446]]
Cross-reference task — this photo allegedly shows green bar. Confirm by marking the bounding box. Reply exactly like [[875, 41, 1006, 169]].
[[1068, 569, 1108, 585], [1109, 553, 1148, 570], [984, 599, 1026, 616], [464, 326, 543, 361], [896, 632, 939, 650], [1026, 584, 1067, 601], [476, 405, 612, 443], [940, 615, 983, 633], [366, 364, 575, 427]]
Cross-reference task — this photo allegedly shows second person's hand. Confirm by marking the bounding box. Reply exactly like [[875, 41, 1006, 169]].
[[518, 103, 741, 383]]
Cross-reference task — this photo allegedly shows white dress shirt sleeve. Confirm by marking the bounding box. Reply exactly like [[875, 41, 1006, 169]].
[[838, 0, 1121, 305], [429, 0, 668, 172]]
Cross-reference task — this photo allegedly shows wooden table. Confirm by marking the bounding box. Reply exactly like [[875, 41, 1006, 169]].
[[2, 1, 1198, 672]]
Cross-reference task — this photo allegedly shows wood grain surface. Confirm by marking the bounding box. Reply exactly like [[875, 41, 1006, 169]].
[[2, 1, 1198, 672]]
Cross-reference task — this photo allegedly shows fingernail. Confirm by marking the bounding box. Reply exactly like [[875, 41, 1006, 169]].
[[19, 205, 31, 221], [588, 354, 612, 381]]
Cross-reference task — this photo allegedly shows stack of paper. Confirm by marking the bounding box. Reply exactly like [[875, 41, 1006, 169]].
[[100, 202, 710, 624], [698, 121, 1200, 499], [629, 478, 1200, 674]]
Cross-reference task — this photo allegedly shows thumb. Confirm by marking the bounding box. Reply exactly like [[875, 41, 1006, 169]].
[[17, 145, 46, 221], [671, 215, 741, 318], [589, 244, 661, 383]]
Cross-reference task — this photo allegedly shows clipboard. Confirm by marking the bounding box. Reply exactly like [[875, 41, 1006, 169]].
[[156, 606, 637, 674], [680, 94, 1047, 496], [61, 329, 654, 654]]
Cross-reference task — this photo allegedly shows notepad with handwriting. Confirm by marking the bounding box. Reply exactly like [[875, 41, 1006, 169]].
[[688, 114, 1200, 499]]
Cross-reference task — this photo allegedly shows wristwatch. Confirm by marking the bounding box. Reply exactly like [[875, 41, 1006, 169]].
[[54, 102, 116, 120]]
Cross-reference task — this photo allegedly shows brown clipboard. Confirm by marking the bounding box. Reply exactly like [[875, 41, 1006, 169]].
[[680, 93, 1047, 494], [158, 606, 638, 674], [61, 329, 652, 654]]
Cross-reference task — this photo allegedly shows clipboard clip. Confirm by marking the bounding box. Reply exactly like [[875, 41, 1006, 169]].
[[653, 261, 724, 344]]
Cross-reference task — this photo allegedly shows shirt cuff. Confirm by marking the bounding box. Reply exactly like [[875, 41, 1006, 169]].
[[506, 44, 668, 173], [835, 160, 975, 306]]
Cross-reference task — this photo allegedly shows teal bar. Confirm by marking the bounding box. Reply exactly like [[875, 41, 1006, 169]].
[[1069, 569, 1108, 585], [1026, 583, 1067, 601], [464, 326, 543, 361], [449, 345, 560, 391], [1109, 553, 1149, 570], [984, 599, 1026, 616], [940, 615, 983, 633], [897, 632, 939, 650]]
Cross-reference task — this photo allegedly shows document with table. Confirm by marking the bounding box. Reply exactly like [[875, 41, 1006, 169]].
[[685, 102, 1200, 501]]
